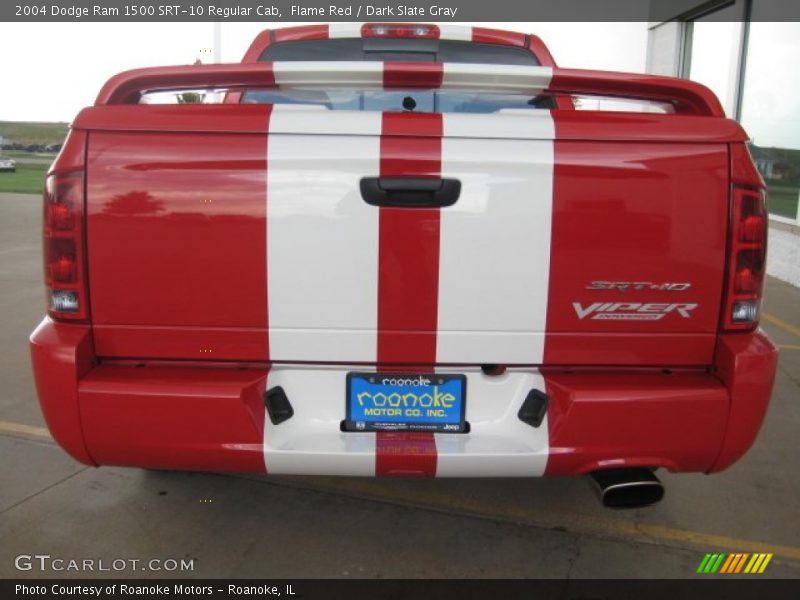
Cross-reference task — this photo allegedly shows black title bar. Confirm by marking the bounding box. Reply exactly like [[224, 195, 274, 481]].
[[4, 579, 800, 600], [3, 0, 800, 22]]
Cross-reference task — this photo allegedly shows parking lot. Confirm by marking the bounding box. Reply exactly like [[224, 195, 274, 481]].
[[0, 190, 798, 579]]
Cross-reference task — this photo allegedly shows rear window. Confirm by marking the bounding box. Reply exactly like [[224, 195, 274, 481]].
[[244, 38, 548, 113], [259, 39, 540, 66], [240, 89, 547, 114]]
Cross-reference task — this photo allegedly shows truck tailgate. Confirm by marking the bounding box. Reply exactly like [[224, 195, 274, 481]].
[[80, 64, 740, 367]]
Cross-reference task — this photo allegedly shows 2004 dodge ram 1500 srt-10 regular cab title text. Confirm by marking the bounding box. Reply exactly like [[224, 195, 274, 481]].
[[30, 24, 778, 508]]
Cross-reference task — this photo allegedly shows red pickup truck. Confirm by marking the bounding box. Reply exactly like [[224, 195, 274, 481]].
[[30, 24, 778, 508]]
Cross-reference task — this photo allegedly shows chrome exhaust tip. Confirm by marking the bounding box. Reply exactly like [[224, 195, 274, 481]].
[[589, 468, 664, 509]]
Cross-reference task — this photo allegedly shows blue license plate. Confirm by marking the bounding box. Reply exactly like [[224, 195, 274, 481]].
[[345, 372, 467, 433]]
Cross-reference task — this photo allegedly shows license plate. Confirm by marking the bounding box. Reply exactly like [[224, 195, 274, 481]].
[[344, 372, 467, 433]]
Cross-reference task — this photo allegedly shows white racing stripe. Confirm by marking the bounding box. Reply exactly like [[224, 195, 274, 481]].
[[266, 105, 381, 362], [328, 23, 365, 38], [272, 61, 384, 88], [265, 105, 381, 473], [435, 368, 549, 477], [327, 23, 473, 41], [263, 366, 377, 475], [437, 110, 555, 364], [442, 64, 552, 95], [264, 100, 555, 475], [437, 25, 473, 41]]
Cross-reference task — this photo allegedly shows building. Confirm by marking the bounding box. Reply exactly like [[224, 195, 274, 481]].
[[647, 0, 800, 286]]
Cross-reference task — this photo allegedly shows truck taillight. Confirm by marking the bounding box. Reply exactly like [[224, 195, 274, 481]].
[[362, 23, 437, 38], [43, 172, 87, 321], [723, 186, 767, 331]]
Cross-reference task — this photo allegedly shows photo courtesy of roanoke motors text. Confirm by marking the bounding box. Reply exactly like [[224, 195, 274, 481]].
[[1, 0, 799, 598]]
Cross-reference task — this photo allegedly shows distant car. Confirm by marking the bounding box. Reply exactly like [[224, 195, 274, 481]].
[[0, 157, 15, 172]]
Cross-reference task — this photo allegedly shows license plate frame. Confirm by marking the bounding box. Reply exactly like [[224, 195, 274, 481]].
[[344, 372, 467, 433]]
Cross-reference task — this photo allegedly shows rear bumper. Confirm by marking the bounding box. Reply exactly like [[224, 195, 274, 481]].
[[30, 318, 778, 476]]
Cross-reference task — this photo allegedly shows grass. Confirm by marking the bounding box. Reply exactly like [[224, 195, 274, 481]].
[[767, 184, 800, 220], [0, 121, 69, 146], [0, 162, 48, 194]]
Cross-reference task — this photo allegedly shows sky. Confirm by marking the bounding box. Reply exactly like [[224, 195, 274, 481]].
[[0, 22, 648, 123]]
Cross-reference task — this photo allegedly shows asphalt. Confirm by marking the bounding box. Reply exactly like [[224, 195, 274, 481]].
[[0, 191, 798, 579]]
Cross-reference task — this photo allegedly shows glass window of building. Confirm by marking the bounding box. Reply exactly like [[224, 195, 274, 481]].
[[739, 22, 800, 221], [687, 20, 744, 117]]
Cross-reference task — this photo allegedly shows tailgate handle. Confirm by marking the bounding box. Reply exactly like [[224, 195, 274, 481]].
[[360, 177, 461, 208]]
